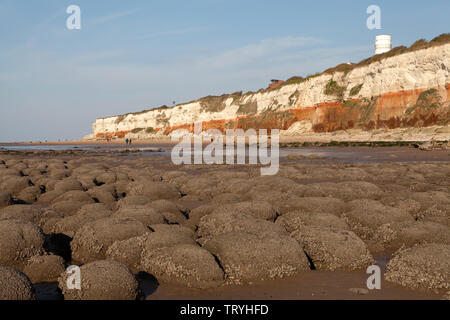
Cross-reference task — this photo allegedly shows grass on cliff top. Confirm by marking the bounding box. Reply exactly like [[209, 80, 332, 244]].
[[199, 92, 243, 113], [102, 33, 450, 120]]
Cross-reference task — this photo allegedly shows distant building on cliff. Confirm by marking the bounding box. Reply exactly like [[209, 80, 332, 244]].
[[268, 79, 285, 89]]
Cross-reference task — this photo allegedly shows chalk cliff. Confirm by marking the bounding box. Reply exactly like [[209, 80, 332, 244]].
[[88, 36, 450, 141]]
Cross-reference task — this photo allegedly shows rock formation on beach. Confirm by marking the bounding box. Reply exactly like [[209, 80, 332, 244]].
[[87, 34, 450, 141]]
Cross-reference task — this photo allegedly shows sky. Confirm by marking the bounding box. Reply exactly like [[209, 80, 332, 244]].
[[0, 0, 449, 142]]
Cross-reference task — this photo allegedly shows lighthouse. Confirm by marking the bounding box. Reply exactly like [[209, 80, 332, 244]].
[[375, 35, 392, 55]]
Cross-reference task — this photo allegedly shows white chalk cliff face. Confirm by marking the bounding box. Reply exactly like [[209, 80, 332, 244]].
[[89, 43, 450, 140]]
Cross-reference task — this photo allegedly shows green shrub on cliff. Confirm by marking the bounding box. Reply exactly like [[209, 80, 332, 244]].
[[324, 80, 346, 100], [115, 115, 126, 124], [350, 84, 363, 96], [237, 100, 258, 115], [342, 100, 359, 109], [131, 128, 144, 134], [405, 89, 441, 115]]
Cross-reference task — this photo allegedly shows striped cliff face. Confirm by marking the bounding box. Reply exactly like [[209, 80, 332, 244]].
[[90, 43, 450, 140], [157, 85, 449, 135]]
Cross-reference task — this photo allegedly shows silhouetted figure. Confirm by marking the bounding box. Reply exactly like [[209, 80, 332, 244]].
[[129, 139, 132, 145], [125, 138, 129, 145]]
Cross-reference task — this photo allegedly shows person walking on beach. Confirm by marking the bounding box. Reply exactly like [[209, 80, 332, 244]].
[[129, 139, 132, 145], [125, 138, 129, 145]]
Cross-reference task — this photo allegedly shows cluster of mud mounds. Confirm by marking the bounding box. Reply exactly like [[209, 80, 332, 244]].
[[0, 154, 449, 300]]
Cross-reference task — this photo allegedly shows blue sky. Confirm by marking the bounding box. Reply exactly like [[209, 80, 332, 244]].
[[0, 0, 449, 142]]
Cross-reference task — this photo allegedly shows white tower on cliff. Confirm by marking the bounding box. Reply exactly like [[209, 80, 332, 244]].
[[375, 35, 392, 55]]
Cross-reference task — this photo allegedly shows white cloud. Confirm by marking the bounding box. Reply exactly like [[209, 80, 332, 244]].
[[92, 9, 139, 24], [195, 36, 326, 70], [139, 27, 207, 39]]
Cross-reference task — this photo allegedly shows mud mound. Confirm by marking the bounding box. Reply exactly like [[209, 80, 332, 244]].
[[128, 181, 179, 200], [94, 171, 117, 185], [211, 193, 243, 204], [275, 211, 349, 233], [51, 200, 84, 216], [251, 176, 308, 195], [77, 203, 113, 217], [143, 228, 197, 251], [52, 215, 94, 238], [88, 186, 116, 204], [54, 179, 84, 193], [112, 205, 165, 226], [52, 190, 94, 204], [380, 198, 422, 217], [291, 226, 374, 271], [17, 186, 42, 203], [106, 235, 146, 273], [197, 210, 286, 240], [220, 179, 254, 195], [51, 203, 113, 237], [385, 243, 450, 290], [0, 176, 32, 196], [0, 220, 45, 270], [141, 244, 224, 289], [0, 205, 42, 224], [23, 254, 66, 283], [303, 181, 383, 201], [0, 267, 35, 300], [107, 224, 197, 273], [149, 199, 183, 214], [180, 177, 218, 200], [58, 260, 139, 300], [0, 167, 22, 178], [71, 217, 149, 263], [411, 191, 450, 211], [212, 201, 277, 221], [204, 231, 310, 283], [0, 191, 12, 208], [38, 189, 64, 203], [281, 197, 347, 216], [418, 203, 450, 226], [148, 200, 188, 224], [374, 221, 450, 251], [150, 223, 197, 239], [48, 168, 71, 180], [343, 199, 413, 240], [187, 204, 216, 227], [117, 195, 151, 209]]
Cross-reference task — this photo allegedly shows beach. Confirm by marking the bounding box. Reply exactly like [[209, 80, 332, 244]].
[[0, 143, 449, 300]]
